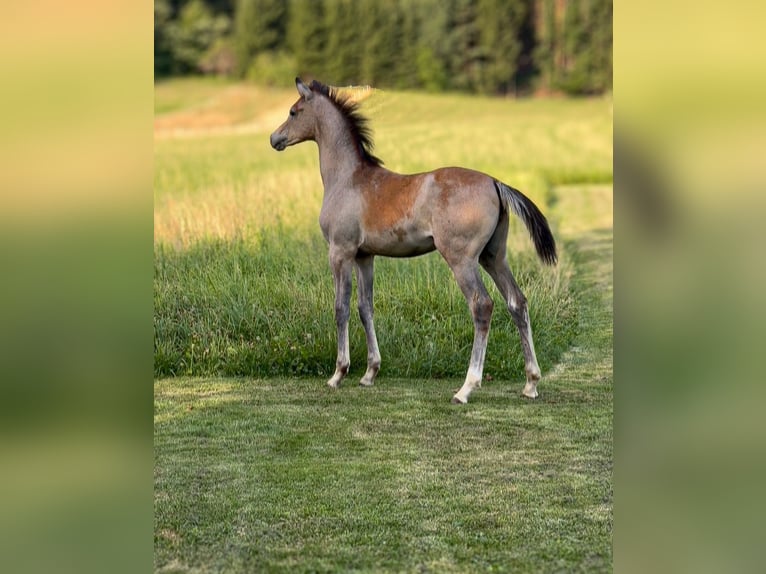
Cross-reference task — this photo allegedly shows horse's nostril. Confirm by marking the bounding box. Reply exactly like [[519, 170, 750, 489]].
[[270, 133, 287, 150]]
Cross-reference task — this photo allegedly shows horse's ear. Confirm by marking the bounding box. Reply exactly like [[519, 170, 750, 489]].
[[296, 77, 313, 100]]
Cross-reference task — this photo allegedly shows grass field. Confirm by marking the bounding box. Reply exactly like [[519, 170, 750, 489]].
[[154, 78, 613, 572]]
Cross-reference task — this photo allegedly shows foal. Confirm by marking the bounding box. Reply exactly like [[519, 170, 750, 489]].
[[270, 78, 557, 404]]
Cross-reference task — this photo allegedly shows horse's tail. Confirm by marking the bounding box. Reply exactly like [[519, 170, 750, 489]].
[[494, 180, 557, 265]]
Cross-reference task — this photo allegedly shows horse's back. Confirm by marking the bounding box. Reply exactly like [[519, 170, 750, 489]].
[[360, 165, 498, 221], [430, 166, 500, 208]]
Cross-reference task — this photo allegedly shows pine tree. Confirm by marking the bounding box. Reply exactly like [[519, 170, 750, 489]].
[[448, 0, 482, 92], [533, 0, 557, 93], [514, 0, 538, 94], [475, 0, 526, 95], [234, 0, 286, 77], [155, 0, 174, 77], [288, 0, 328, 79], [412, 0, 451, 91], [530, 0, 612, 95], [395, 0, 419, 88], [587, 0, 612, 93], [156, 0, 611, 95], [557, 0, 612, 94], [323, 0, 362, 85], [360, 0, 402, 86], [166, 0, 232, 75]]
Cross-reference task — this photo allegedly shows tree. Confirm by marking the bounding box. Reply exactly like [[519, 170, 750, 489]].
[[323, 0, 362, 85], [199, 37, 237, 76], [166, 0, 231, 75], [360, 0, 402, 86], [155, 0, 174, 77], [447, 0, 482, 92], [154, 0, 612, 95], [234, 0, 286, 77], [287, 0, 328, 79], [533, 0, 557, 93], [585, 0, 612, 93], [514, 0, 539, 94], [395, 0, 419, 88], [475, 0, 527, 95], [410, 0, 450, 91], [531, 0, 612, 95]]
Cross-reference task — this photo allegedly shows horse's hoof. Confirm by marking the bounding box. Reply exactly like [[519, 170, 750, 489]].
[[359, 379, 374, 387], [451, 395, 467, 405], [327, 380, 341, 389], [521, 388, 538, 399]]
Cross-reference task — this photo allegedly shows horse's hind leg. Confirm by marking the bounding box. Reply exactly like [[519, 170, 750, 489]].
[[490, 261, 542, 398], [355, 254, 381, 386], [480, 219, 542, 398], [446, 260, 494, 404]]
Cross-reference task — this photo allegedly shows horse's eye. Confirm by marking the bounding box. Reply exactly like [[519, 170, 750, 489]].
[[289, 109, 296, 117]]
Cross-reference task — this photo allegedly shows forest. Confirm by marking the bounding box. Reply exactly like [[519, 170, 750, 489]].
[[155, 0, 612, 96]]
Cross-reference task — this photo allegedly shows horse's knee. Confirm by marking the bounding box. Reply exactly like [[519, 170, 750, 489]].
[[335, 302, 350, 324], [358, 303, 373, 325]]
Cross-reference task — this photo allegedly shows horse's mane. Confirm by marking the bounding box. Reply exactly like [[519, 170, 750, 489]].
[[309, 80, 383, 167]]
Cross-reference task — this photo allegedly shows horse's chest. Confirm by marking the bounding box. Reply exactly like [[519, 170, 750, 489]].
[[319, 200, 360, 245]]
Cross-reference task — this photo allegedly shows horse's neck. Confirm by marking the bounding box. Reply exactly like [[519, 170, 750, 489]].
[[316, 113, 363, 191]]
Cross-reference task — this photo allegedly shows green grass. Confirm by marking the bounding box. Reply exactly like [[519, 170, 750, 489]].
[[154, 233, 576, 380], [154, 79, 612, 572], [154, 184, 613, 572], [155, 380, 611, 572]]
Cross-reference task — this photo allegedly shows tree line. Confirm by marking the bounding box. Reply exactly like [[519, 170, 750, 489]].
[[155, 0, 611, 96]]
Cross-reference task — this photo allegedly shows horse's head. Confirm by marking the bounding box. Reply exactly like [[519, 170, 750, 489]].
[[270, 78, 317, 151]]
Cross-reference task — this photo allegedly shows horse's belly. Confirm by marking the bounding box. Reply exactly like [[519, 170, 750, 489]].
[[361, 228, 435, 257]]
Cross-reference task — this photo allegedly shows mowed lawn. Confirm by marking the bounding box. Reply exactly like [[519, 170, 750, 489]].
[[154, 79, 612, 572]]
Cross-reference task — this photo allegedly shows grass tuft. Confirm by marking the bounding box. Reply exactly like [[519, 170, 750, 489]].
[[154, 232, 577, 381]]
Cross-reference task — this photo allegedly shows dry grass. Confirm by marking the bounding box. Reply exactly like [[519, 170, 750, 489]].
[[154, 82, 376, 139], [154, 83, 611, 248], [153, 172, 323, 248], [154, 82, 295, 139]]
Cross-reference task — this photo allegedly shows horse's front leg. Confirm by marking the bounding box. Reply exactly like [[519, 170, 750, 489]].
[[355, 254, 381, 386], [327, 248, 353, 389]]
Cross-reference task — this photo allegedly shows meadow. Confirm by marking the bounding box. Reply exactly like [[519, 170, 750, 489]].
[[154, 78, 613, 572]]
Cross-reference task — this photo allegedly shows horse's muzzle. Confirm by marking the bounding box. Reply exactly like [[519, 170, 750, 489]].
[[270, 133, 288, 151]]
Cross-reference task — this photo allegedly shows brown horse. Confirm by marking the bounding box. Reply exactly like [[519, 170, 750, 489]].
[[270, 78, 557, 404]]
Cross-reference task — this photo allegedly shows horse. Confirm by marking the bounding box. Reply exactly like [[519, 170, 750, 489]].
[[270, 78, 557, 404]]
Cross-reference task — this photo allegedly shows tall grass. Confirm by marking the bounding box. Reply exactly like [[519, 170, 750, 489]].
[[154, 81, 611, 381], [154, 232, 577, 380]]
